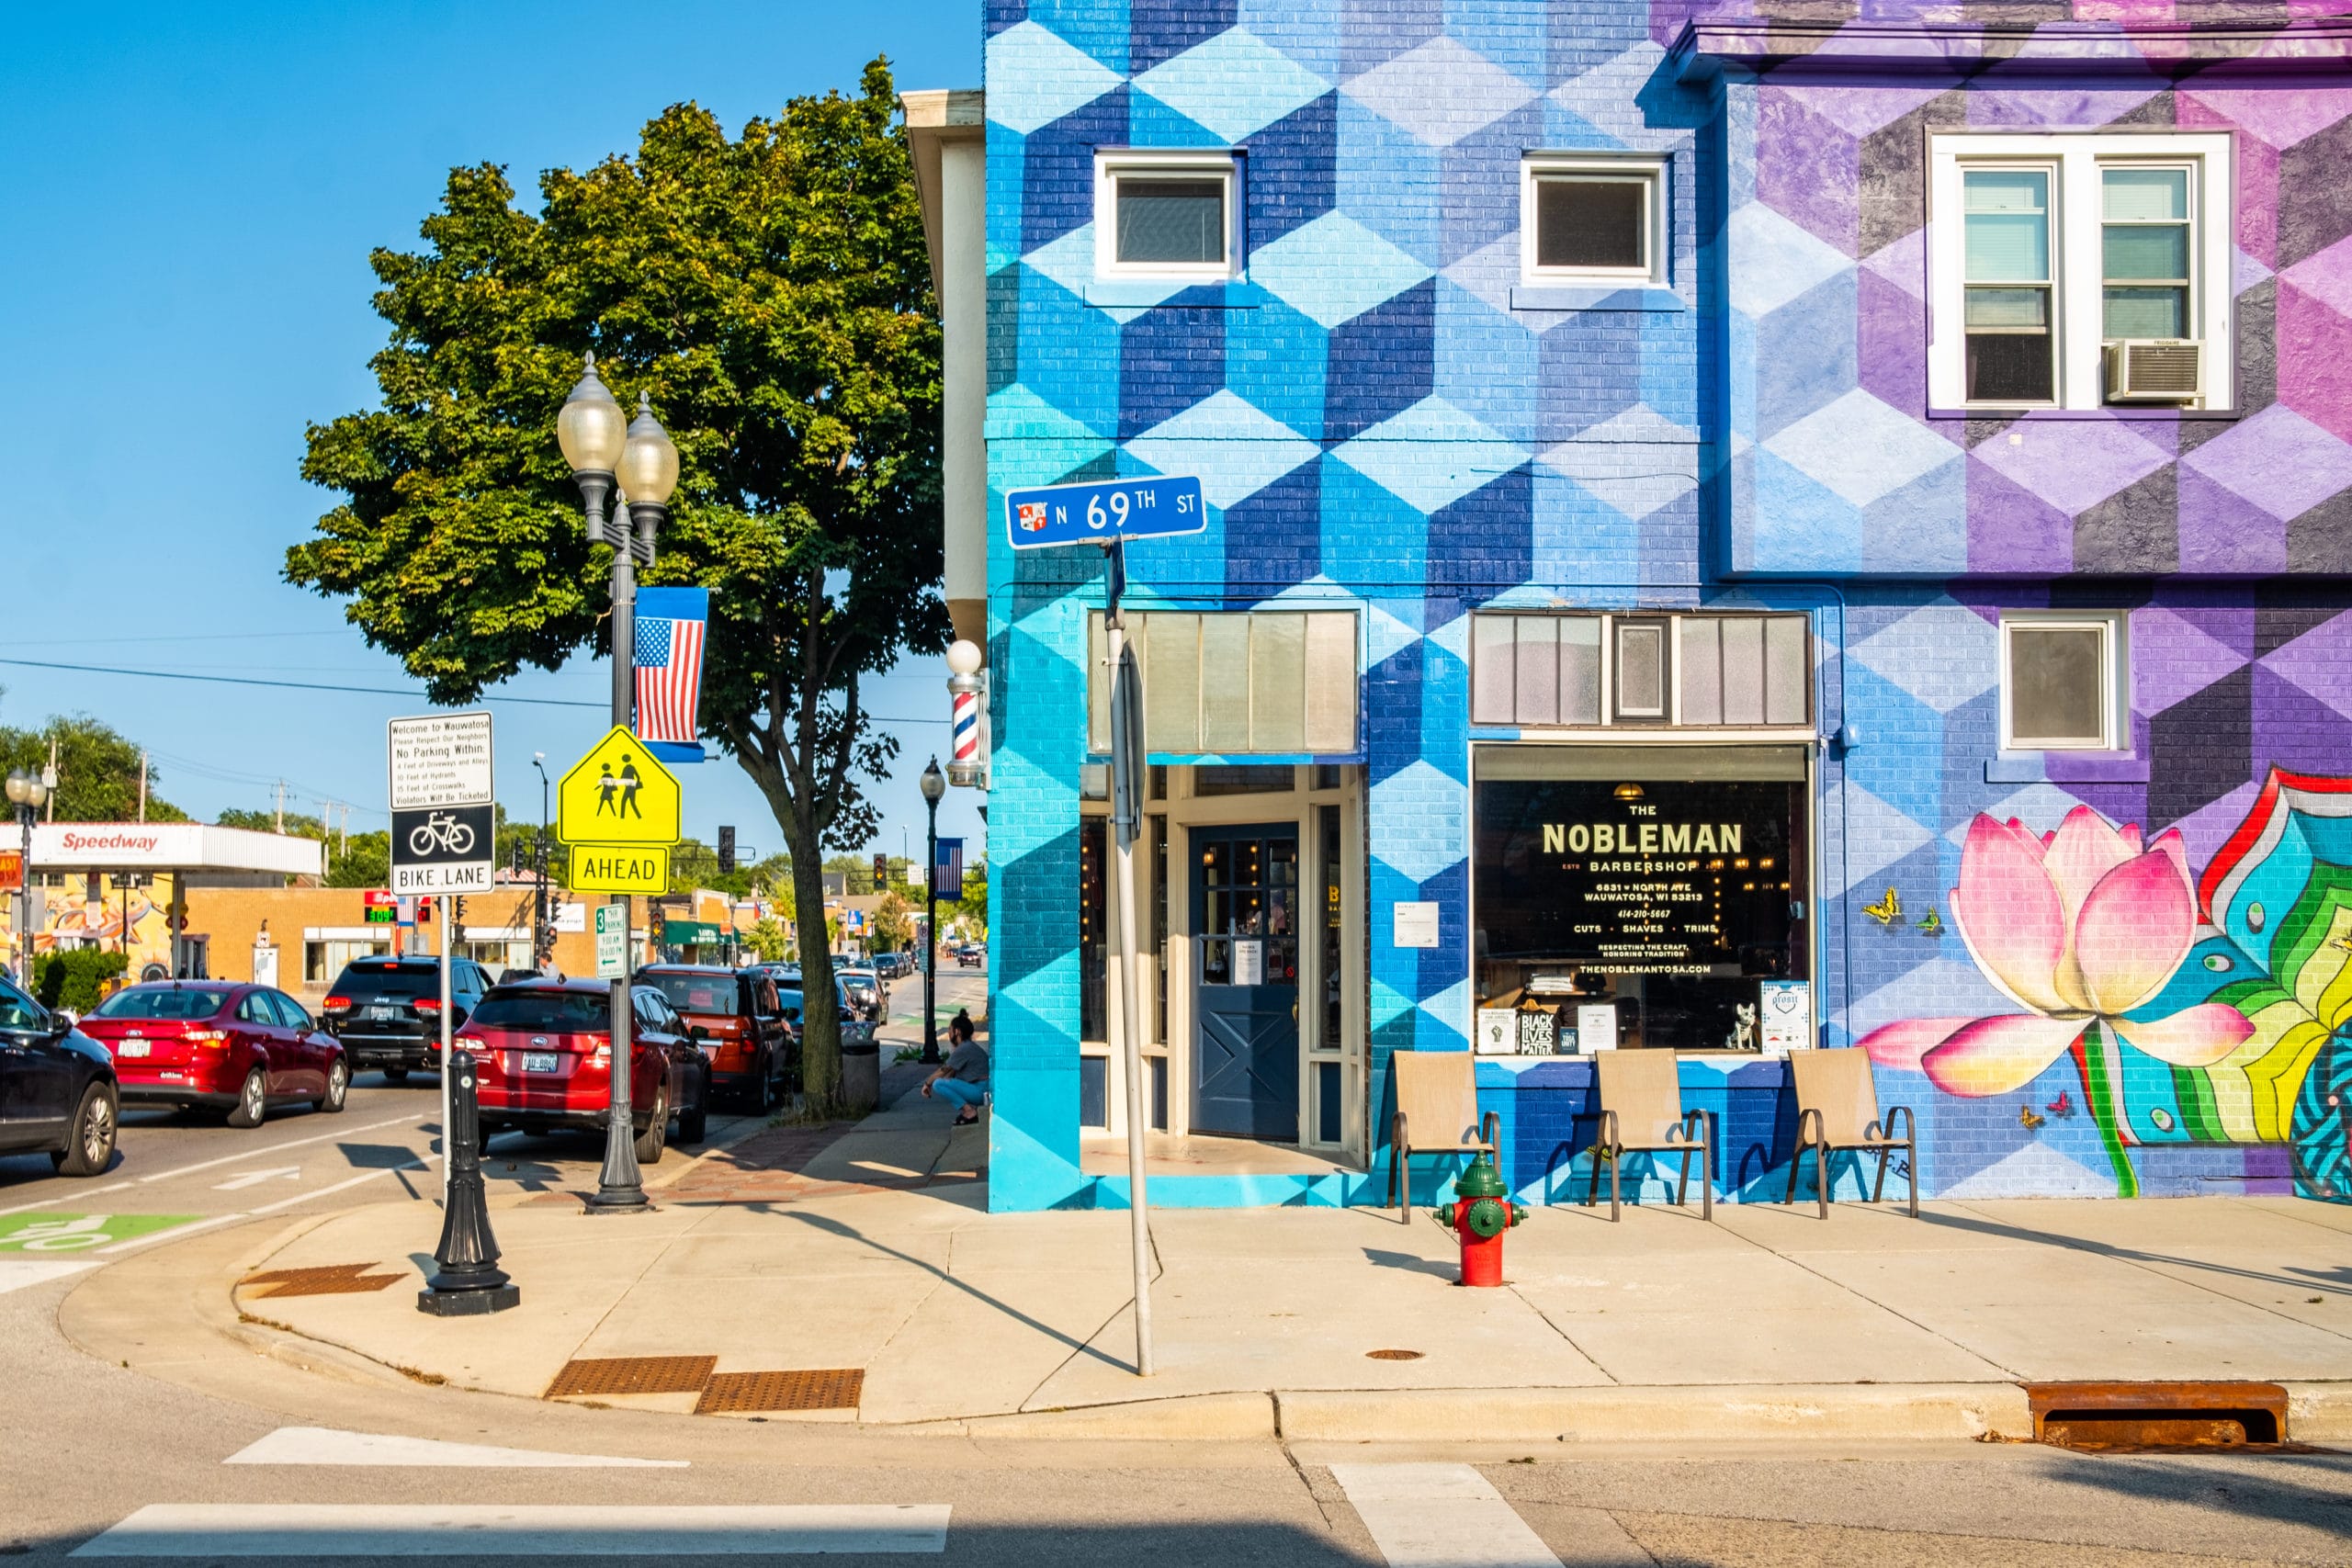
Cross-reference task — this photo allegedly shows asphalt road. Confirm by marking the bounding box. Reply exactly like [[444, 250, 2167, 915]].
[[8, 964, 2346, 1564]]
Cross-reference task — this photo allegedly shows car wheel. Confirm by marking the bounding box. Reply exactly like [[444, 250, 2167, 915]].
[[225, 1066, 268, 1129], [677, 1073, 708, 1145], [752, 1053, 777, 1115], [382, 1066, 410, 1084], [319, 1059, 349, 1114], [633, 1084, 667, 1165], [51, 1085, 118, 1177]]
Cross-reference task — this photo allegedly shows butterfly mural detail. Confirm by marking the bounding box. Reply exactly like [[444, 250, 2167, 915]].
[[2047, 1090, 2075, 1119], [1917, 908, 1943, 937], [1863, 887, 1902, 927], [2019, 1105, 2046, 1131]]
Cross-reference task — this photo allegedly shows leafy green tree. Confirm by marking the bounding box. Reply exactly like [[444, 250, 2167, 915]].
[[0, 711, 187, 823], [743, 915, 791, 963], [285, 62, 939, 1113], [869, 889, 913, 955]]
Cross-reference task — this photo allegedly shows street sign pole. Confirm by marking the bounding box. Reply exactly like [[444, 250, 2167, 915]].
[[439, 895, 454, 1192], [1103, 538, 1154, 1379], [1003, 478, 1203, 1380]]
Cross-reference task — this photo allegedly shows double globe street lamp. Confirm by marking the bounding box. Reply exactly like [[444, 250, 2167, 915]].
[[5, 767, 51, 986], [556, 353, 679, 1214]]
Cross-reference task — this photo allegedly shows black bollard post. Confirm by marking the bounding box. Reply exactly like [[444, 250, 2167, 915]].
[[418, 1047, 520, 1316]]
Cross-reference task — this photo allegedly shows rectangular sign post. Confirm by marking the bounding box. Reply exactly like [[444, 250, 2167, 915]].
[[389, 711, 492, 1192], [1001, 478, 1206, 1383], [595, 905, 628, 979]]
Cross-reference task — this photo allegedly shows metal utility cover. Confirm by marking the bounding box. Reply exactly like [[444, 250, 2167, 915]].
[[545, 1356, 718, 1399], [558, 727, 681, 846], [695, 1369, 865, 1415], [242, 1263, 405, 1298]]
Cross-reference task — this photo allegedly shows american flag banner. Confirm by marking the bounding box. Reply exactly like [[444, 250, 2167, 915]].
[[633, 586, 709, 765], [933, 837, 965, 899]]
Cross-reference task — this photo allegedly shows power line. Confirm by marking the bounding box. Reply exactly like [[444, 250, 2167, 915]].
[[0, 656, 950, 723]]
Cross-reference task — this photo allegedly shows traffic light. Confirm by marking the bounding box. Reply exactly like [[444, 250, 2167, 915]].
[[718, 826, 737, 875], [872, 852, 888, 890]]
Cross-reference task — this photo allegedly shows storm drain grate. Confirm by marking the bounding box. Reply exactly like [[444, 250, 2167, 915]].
[[1365, 1349, 1426, 1361], [241, 1263, 405, 1298], [546, 1356, 719, 1399], [2026, 1381, 2290, 1450], [696, 1369, 865, 1414]]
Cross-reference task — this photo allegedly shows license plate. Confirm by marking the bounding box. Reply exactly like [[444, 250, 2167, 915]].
[[522, 1052, 560, 1074], [118, 1040, 150, 1058], [369, 1007, 401, 1021]]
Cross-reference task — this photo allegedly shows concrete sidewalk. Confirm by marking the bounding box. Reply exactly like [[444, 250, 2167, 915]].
[[180, 1089, 2352, 1444]]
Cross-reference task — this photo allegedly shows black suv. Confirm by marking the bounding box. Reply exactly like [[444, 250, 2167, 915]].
[[320, 956, 492, 1081]]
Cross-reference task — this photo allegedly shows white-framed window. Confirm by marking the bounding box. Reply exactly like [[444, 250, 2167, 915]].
[[1093, 151, 1240, 280], [1928, 132, 2233, 411], [1471, 611, 1811, 730], [1521, 155, 1664, 284], [1999, 613, 2128, 751]]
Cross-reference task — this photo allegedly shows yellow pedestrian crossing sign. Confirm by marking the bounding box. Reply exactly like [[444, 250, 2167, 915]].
[[571, 844, 670, 895], [558, 727, 681, 847]]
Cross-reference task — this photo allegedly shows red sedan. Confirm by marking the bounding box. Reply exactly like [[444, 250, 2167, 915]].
[[457, 978, 709, 1163], [77, 982, 349, 1127]]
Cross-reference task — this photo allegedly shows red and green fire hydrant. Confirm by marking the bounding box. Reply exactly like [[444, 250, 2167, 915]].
[[1431, 1150, 1526, 1287]]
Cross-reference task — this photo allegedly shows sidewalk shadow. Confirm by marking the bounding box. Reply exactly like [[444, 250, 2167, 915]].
[[766, 1206, 1135, 1371], [1363, 1247, 1457, 1280]]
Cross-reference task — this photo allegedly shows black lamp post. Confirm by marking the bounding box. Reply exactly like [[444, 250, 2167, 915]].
[[530, 753, 552, 969], [557, 353, 678, 1215], [5, 767, 51, 986], [919, 757, 945, 1065]]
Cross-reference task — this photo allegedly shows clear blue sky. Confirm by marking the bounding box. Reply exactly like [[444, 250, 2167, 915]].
[[0, 1, 984, 870]]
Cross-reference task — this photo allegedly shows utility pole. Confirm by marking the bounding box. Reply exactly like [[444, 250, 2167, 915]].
[[274, 781, 285, 835], [136, 752, 148, 824]]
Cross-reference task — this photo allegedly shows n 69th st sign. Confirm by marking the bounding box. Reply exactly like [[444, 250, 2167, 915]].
[[1003, 475, 1204, 550]]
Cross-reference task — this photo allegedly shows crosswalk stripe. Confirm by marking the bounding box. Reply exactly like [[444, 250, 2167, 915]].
[[74, 1504, 951, 1556], [1329, 1464, 1562, 1568], [224, 1427, 688, 1469], [0, 1259, 97, 1297]]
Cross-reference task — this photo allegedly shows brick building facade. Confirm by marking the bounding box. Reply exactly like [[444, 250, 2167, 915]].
[[915, 1, 2352, 1210]]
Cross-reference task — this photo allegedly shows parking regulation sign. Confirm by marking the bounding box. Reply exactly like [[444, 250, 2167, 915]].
[[390, 712, 494, 895]]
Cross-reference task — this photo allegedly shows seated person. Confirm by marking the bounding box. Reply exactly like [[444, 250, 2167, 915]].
[[922, 1010, 989, 1125]]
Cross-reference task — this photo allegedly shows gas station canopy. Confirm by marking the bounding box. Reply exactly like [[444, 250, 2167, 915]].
[[30, 823, 325, 879]]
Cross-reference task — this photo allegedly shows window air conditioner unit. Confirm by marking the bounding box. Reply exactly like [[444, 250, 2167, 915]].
[[2105, 339, 2201, 402]]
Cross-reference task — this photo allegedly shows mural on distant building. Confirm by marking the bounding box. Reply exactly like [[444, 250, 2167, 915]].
[[1860, 773, 2352, 1201], [0, 874, 180, 979]]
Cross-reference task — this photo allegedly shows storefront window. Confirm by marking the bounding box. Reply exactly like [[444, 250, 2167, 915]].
[[1473, 745, 1808, 1054], [1080, 818, 1106, 1042], [1318, 804, 1342, 1051], [1193, 764, 1295, 796]]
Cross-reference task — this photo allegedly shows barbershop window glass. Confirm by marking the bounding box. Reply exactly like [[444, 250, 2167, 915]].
[[1472, 746, 1808, 1054]]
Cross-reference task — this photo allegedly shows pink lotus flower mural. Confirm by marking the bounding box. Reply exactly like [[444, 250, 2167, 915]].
[[1859, 807, 2252, 1196]]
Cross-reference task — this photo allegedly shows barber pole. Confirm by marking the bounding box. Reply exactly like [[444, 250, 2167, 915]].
[[945, 638, 986, 788]]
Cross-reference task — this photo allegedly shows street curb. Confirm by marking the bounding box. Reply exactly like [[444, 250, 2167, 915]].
[[904, 1393, 1279, 1440], [1271, 1383, 2032, 1445], [2284, 1382, 2352, 1442]]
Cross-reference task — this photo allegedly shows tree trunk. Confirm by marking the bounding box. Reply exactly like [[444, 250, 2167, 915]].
[[788, 830, 845, 1117]]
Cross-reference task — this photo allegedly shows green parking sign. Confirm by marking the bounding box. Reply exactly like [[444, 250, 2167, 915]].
[[0, 1213, 200, 1253]]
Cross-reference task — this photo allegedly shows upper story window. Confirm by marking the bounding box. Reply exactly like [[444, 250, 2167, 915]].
[[2000, 613, 2126, 751], [1521, 155, 1664, 285], [1929, 133, 2233, 411], [1473, 612, 1810, 730], [1094, 152, 1239, 280]]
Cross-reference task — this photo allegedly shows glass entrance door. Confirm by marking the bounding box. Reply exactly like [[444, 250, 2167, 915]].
[[1191, 823, 1300, 1139]]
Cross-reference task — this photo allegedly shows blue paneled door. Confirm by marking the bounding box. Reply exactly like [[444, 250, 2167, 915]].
[[1192, 824, 1300, 1140]]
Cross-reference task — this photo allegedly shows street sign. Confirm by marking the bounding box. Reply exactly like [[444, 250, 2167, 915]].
[[388, 713, 494, 810], [570, 843, 669, 895], [390, 712, 493, 895], [595, 905, 627, 977], [557, 727, 681, 846], [1004, 475, 1205, 550], [390, 804, 495, 895]]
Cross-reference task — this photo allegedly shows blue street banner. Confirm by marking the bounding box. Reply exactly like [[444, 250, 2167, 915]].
[[634, 586, 709, 765], [1004, 475, 1205, 549], [933, 837, 965, 899]]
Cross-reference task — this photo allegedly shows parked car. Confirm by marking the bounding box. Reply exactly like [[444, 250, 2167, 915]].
[[457, 978, 710, 1163], [320, 956, 494, 1082], [746, 964, 875, 1048], [956, 943, 986, 968], [639, 964, 797, 1111], [837, 966, 885, 1021], [78, 981, 347, 1127], [0, 973, 119, 1176]]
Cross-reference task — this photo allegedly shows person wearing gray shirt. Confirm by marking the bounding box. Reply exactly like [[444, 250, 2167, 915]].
[[922, 1010, 989, 1124]]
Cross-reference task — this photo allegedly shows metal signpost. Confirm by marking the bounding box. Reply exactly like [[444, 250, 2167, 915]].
[[1004, 474, 1206, 1379], [556, 725, 683, 1213], [389, 713, 493, 1192]]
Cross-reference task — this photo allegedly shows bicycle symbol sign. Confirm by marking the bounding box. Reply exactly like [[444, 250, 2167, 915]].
[[390, 803, 495, 895]]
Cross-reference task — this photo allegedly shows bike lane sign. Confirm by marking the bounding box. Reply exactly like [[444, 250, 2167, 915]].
[[390, 711, 494, 895]]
